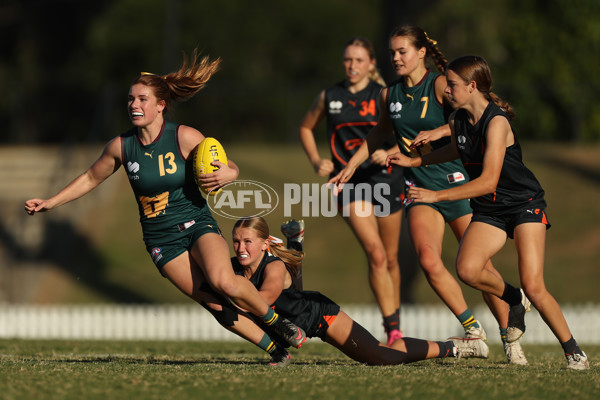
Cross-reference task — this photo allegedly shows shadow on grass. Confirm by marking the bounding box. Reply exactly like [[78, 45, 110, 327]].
[[27, 354, 508, 369]]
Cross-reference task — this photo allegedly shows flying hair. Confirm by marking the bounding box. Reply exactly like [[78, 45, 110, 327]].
[[132, 48, 222, 114]]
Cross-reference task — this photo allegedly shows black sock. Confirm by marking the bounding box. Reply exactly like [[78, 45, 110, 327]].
[[383, 308, 401, 332], [560, 336, 583, 355], [436, 341, 455, 358], [500, 282, 522, 307]]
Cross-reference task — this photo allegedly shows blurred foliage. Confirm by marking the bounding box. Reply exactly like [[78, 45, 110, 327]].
[[1, 0, 599, 144]]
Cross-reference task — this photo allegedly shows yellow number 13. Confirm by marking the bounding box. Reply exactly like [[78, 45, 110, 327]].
[[158, 152, 177, 176]]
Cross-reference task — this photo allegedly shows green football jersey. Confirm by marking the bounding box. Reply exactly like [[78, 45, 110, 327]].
[[387, 71, 468, 191], [121, 121, 209, 243]]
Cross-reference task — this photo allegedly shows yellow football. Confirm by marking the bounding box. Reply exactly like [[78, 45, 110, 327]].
[[192, 137, 228, 195]]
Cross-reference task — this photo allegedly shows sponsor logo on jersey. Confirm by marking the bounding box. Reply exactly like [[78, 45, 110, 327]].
[[127, 161, 140, 173], [447, 172, 466, 184], [389, 102, 402, 119], [457, 135, 467, 150], [127, 161, 140, 180], [328, 100, 343, 114]]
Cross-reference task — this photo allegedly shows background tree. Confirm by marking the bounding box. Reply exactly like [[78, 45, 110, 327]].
[[1, 0, 599, 144]]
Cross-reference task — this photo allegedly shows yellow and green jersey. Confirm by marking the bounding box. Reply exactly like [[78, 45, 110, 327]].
[[387, 71, 468, 191], [121, 121, 210, 244]]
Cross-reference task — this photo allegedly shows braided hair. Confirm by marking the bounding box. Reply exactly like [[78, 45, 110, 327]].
[[389, 25, 448, 73]]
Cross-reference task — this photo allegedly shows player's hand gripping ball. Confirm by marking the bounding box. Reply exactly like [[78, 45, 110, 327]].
[[193, 137, 228, 195]]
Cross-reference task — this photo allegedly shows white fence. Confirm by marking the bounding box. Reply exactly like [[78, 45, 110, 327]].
[[0, 303, 598, 344]]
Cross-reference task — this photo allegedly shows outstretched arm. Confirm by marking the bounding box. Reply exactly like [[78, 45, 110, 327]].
[[24, 137, 122, 215], [407, 116, 510, 203]]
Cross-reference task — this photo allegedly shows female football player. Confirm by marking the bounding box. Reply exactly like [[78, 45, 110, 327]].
[[24, 49, 306, 352], [329, 26, 526, 364], [387, 55, 589, 370], [299, 37, 405, 345], [227, 216, 488, 366]]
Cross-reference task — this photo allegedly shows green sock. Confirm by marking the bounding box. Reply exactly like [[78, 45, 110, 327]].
[[257, 333, 276, 354], [499, 327, 508, 343], [457, 309, 480, 330], [260, 308, 278, 325]]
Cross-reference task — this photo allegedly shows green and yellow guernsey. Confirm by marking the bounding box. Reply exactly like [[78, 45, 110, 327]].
[[120, 121, 210, 244], [387, 70, 468, 191]]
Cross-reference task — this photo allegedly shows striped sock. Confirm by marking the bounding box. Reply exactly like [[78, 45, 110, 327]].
[[500, 327, 508, 343], [457, 309, 480, 330], [261, 308, 278, 325], [257, 333, 277, 354]]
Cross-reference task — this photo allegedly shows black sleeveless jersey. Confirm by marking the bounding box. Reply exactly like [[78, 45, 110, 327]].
[[324, 80, 396, 179], [453, 102, 546, 214], [231, 253, 338, 337]]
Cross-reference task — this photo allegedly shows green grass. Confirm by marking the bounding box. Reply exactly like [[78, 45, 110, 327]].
[[0, 340, 597, 400]]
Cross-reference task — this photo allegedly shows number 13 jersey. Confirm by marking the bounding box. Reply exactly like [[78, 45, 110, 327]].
[[121, 120, 208, 242]]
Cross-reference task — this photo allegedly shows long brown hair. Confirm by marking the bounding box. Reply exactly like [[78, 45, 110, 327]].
[[447, 55, 515, 120], [389, 25, 448, 73], [233, 217, 304, 278], [344, 37, 386, 86], [132, 48, 221, 114]]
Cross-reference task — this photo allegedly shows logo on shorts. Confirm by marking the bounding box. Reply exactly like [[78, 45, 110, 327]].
[[150, 247, 163, 264]]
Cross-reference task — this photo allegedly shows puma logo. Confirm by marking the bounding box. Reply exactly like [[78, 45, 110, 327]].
[[406, 93, 414, 100], [145, 151, 154, 158]]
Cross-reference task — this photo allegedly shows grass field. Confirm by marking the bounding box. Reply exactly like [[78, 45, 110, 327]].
[[0, 340, 597, 400]]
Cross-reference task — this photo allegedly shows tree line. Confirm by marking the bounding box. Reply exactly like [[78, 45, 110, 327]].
[[2, 0, 598, 144]]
